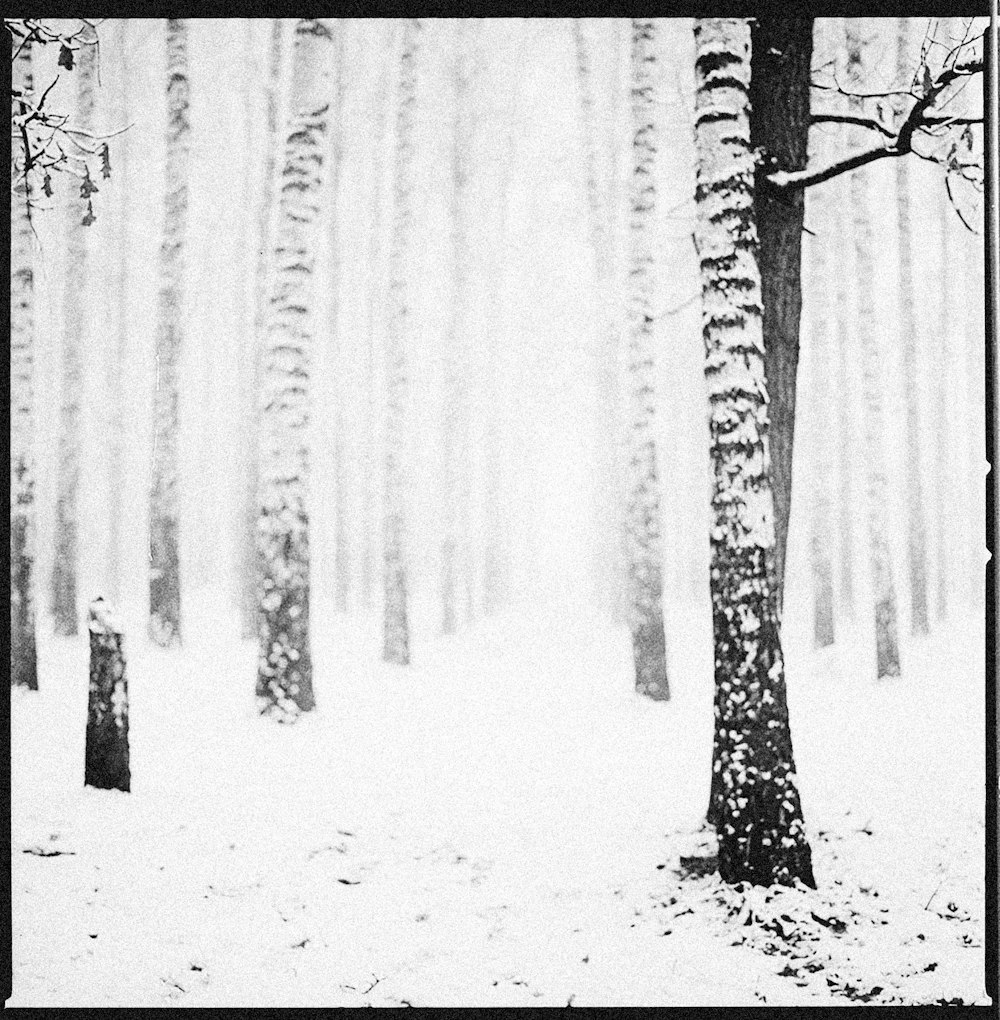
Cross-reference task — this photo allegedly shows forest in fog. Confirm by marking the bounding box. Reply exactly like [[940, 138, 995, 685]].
[[8, 16, 991, 1007]]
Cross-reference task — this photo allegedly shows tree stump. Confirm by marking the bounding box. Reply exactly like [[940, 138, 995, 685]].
[[85, 598, 131, 792]]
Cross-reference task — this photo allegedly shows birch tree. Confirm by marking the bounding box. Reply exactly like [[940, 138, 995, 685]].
[[848, 20, 902, 679], [11, 39, 38, 688], [625, 18, 669, 701], [149, 18, 189, 646], [256, 18, 337, 719], [933, 181, 953, 622], [895, 19, 930, 636], [52, 26, 98, 637], [383, 19, 420, 666], [694, 17, 814, 888]]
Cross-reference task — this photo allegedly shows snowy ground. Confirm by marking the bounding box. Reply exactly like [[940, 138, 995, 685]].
[[9, 592, 990, 1006]]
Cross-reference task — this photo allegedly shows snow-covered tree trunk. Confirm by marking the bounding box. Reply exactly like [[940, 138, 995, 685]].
[[149, 18, 190, 647], [382, 19, 420, 666], [625, 19, 669, 701], [805, 139, 835, 650], [240, 19, 285, 641], [256, 19, 337, 719], [847, 20, 901, 680], [441, 23, 471, 636], [84, 598, 130, 793], [695, 17, 814, 888], [574, 19, 627, 623], [895, 20, 930, 637], [52, 30, 97, 638], [11, 39, 38, 688]]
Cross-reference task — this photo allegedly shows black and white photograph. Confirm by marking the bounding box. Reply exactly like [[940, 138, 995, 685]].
[[6, 12, 996, 1007]]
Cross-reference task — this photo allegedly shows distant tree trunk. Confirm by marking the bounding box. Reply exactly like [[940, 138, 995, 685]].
[[806, 141, 835, 649], [11, 40, 38, 688], [327, 29, 349, 616], [695, 17, 814, 888], [848, 20, 901, 680], [833, 149, 857, 621], [256, 19, 337, 719], [360, 27, 393, 613], [962, 201, 985, 608], [107, 21, 130, 609], [84, 599, 130, 793], [749, 17, 813, 620], [240, 19, 285, 641], [934, 114, 953, 623], [149, 18, 190, 647], [383, 20, 420, 666], [625, 18, 669, 701], [895, 21, 930, 637], [481, 113, 516, 617], [52, 29, 97, 638], [574, 19, 627, 623], [441, 23, 470, 636]]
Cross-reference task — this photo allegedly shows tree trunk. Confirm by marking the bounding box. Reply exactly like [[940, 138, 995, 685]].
[[574, 19, 627, 623], [847, 20, 902, 680], [11, 39, 38, 688], [240, 20, 285, 641], [749, 17, 813, 621], [695, 16, 814, 888], [895, 20, 930, 637], [52, 29, 97, 638], [256, 19, 337, 719], [441, 23, 471, 636], [382, 20, 420, 666], [805, 132, 835, 650], [360, 25, 393, 613], [149, 18, 190, 647], [327, 29, 349, 617], [933, 122, 953, 623], [85, 599, 130, 793], [833, 148, 857, 621], [107, 21, 130, 610], [626, 18, 669, 701]]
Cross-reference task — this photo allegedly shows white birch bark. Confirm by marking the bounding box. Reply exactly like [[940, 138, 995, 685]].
[[382, 19, 420, 666], [256, 19, 337, 718], [149, 18, 189, 646], [695, 16, 813, 888], [11, 39, 38, 688], [847, 18, 902, 679], [626, 19, 669, 701]]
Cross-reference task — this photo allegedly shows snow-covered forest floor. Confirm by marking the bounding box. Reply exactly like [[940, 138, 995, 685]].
[[10, 592, 989, 1006]]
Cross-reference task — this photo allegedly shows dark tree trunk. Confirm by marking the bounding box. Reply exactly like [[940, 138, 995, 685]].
[[85, 599, 131, 793], [749, 17, 813, 620]]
